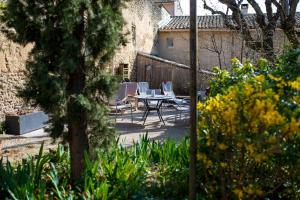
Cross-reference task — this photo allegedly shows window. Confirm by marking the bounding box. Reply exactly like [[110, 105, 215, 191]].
[[116, 63, 129, 80], [132, 24, 136, 46], [167, 38, 174, 48]]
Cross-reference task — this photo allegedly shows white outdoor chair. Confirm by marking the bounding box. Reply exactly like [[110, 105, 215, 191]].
[[137, 82, 149, 96], [174, 104, 190, 122], [109, 83, 133, 123], [161, 81, 189, 105]]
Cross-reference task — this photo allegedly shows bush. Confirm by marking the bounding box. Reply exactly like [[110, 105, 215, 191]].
[[197, 49, 300, 199], [0, 135, 190, 200], [0, 121, 6, 134]]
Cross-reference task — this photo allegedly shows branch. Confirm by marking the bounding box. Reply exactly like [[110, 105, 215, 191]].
[[203, 0, 262, 51], [289, 0, 299, 16], [202, 0, 237, 30], [271, 0, 287, 18], [248, 0, 266, 28]]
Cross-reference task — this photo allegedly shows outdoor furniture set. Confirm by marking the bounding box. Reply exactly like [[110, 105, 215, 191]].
[[110, 81, 192, 125]]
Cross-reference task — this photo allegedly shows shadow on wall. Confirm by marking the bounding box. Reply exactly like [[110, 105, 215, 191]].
[[134, 52, 215, 95]]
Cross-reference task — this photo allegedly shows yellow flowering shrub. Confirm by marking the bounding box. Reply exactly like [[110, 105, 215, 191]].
[[197, 54, 300, 199]]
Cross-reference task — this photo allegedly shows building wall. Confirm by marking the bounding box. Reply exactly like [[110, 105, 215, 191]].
[[0, 32, 33, 120], [111, 0, 168, 80], [158, 29, 288, 71], [136, 52, 215, 95]]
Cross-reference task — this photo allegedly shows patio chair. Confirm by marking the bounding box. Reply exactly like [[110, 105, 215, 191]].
[[125, 82, 138, 97], [109, 83, 133, 123], [161, 81, 188, 105], [124, 82, 138, 110], [197, 90, 206, 102], [137, 82, 149, 96], [174, 104, 190, 122]]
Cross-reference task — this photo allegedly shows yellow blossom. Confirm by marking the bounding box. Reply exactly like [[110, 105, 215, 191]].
[[197, 102, 204, 110], [197, 153, 207, 161], [255, 189, 264, 196], [276, 82, 286, 88], [286, 118, 300, 138], [246, 144, 255, 155], [243, 185, 254, 195], [254, 153, 267, 163], [220, 162, 228, 168], [218, 143, 228, 150], [267, 136, 277, 144], [289, 77, 300, 91], [273, 94, 280, 101], [255, 75, 265, 82], [262, 109, 284, 126], [233, 188, 243, 199], [237, 142, 243, 148], [268, 74, 282, 82], [244, 83, 254, 96]]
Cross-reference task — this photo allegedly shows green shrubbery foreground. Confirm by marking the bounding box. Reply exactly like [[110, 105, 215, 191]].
[[0, 135, 190, 200], [1, 49, 299, 199]]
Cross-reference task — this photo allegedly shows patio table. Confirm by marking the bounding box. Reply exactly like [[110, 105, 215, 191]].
[[134, 95, 173, 125]]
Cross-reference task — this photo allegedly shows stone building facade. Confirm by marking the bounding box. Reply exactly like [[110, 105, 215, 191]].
[[158, 15, 294, 71], [0, 32, 33, 120], [112, 0, 182, 80], [111, 0, 166, 80]]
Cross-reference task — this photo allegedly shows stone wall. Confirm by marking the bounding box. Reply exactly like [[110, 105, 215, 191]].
[[158, 29, 289, 71], [0, 32, 32, 120], [111, 0, 168, 80]]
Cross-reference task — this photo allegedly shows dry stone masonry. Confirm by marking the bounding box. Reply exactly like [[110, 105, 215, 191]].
[[0, 32, 32, 120]]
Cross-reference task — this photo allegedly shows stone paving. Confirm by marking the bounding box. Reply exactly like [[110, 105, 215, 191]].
[[0, 108, 189, 162]]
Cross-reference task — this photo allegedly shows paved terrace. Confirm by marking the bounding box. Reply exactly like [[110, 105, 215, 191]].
[[0, 107, 189, 162]]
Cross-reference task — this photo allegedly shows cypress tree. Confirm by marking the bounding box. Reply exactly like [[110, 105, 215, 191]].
[[2, 0, 128, 181]]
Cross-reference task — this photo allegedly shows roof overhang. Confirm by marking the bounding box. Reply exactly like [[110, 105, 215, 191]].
[[158, 27, 296, 32]]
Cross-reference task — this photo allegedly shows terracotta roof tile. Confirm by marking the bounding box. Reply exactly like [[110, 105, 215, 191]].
[[160, 13, 300, 30]]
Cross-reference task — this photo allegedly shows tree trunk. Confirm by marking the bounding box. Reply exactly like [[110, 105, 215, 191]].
[[67, 5, 89, 183], [262, 26, 275, 63], [217, 53, 222, 69], [67, 68, 89, 182], [281, 18, 300, 48]]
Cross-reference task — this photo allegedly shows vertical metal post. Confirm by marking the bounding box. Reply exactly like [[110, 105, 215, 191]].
[[189, 0, 198, 200]]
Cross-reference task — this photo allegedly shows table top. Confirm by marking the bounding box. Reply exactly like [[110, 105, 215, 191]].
[[134, 95, 173, 100]]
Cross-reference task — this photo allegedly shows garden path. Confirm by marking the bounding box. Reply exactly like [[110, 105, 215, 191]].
[[0, 108, 189, 162]]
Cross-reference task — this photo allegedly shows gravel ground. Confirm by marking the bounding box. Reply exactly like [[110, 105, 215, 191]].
[[0, 108, 189, 163]]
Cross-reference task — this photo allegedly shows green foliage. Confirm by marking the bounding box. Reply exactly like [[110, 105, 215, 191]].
[[2, 0, 127, 147], [197, 49, 300, 199], [209, 57, 270, 97], [0, 135, 190, 200], [0, 1, 5, 17], [0, 143, 50, 199], [0, 121, 6, 134], [210, 48, 300, 97]]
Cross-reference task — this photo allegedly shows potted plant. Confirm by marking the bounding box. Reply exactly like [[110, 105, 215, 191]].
[[5, 108, 49, 135]]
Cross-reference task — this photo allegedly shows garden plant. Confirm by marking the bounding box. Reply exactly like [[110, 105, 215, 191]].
[[0, 135, 190, 200], [197, 49, 300, 199]]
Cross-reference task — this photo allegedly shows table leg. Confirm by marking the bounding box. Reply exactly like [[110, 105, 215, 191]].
[[143, 109, 150, 125], [142, 100, 150, 125], [157, 100, 165, 125]]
